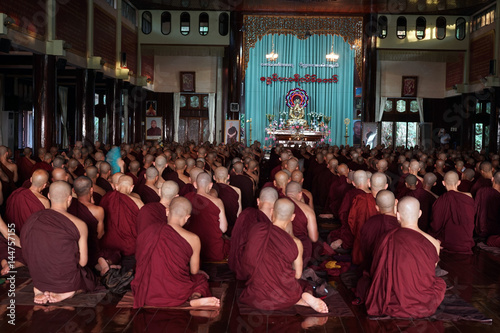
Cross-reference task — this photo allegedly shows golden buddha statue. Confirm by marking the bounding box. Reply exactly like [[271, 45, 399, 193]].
[[287, 97, 307, 127]]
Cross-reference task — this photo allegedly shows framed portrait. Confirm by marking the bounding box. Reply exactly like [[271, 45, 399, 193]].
[[362, 122, 379, 148], [146, 100, 157, 116], [146, 117, 162, 140], [225, 120, 240, 144], [402, 76, 418, 97], [180, 72, 195, 92], [353, 120, 362, 146]]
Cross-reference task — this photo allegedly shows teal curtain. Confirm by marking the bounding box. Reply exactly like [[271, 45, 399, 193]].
[[244, 34, 355, 145]]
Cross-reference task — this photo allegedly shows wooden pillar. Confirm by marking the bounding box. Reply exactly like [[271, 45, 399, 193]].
[[362, 14, 377, 123], [33, 54, 56, 151], [106, 78, 123, 145], [490, 87, 499, 152], [133, 87, 145, 143], [76, 69, 96, 145]]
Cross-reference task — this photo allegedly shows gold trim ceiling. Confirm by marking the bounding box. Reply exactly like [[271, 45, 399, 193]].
[[243, 15, 363, 79]]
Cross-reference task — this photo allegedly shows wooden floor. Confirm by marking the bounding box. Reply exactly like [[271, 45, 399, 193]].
[[1, 246, 500, 332]]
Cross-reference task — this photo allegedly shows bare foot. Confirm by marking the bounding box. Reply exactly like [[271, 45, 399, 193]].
[[330, 239, 343, 250], [301, 293, 329, 314], [97, 257, 121, 276], [189, 297, 221, 308], [47, 291, 76, 303], [33, 287, 48, 304], [319, 214, 333, 219], [1, 259, 9, 275], [189, 309, 220, 319], [301, 316, 329, 329]]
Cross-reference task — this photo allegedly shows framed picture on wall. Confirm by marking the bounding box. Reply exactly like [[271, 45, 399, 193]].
[[225, 120, 240, 144], [402, 76, 418, 97], [146, 100, 157, 116], [146, 117, 162, 141], [180, 72, 196, 92], [362, 122, 379, 148]]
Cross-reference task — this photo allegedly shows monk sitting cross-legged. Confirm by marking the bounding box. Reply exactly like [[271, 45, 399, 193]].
[[213, 166, 242, 234], [184, 173, 229, 261], [134, 167, 160, 204], [239, 198, 328, 313], [21, 181, 99, 304], [132, 197, 220, 308], [365, 197, 446, 318]]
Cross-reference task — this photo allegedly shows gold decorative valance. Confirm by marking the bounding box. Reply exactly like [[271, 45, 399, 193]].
[[243, 15, 363, 79]]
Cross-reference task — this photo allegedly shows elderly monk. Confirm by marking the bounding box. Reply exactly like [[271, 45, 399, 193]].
[[355, 190, 400, 303], [97, 161, 113, 192], [6, 169, 50, 234], [137, 180, 179, 234], [230, 162, 255, 209], [166, 158, 190, 192], [329, 170, 369, 250], [134, 167, 160, 204], [407, 173, 438, 232], [132, 197, 219, 308], [474, 172, 500, 239], [365, 197, 445, 318], [229, 187, 278, 280], [291, 170, 314, 209], [239, 198, 328, 313], [21, 181, 99, 304], [185, 173, 229, 261], [349, 172, 387, 265], [85, 166, 106, 205], [17, 147, 36, 185], [286, 181, 318, 265], [100, 175, 144, 257], [470, 161, 494, 198], [213, 166, 242, 233], [430, 171, 474, 254], [179, 167, 204, 197]]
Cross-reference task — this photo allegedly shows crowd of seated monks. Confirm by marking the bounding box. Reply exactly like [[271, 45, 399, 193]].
[[0, 140, 499, 317]]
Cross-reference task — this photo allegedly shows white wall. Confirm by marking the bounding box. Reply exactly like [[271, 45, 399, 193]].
[[379, 60, 446, 98]]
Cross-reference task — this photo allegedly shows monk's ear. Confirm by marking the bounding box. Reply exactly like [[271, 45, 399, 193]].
[[442, 180, 445, 187], [375, 205, 380, 213], [384, 184, 388, 190], [418, 209, 422, 219], [193, 181, 198, 189], [456, 180, 461, 187], [290, 213, 295, 221], [396, 211, 402, 223]]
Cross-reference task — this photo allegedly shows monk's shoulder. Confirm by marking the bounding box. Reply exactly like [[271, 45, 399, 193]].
[[86, 203, 104, 219], [173, 224, 199, 246], [57, 210, 88, 235], [129, 194, 144, 208], [458, 191, 472, 198]]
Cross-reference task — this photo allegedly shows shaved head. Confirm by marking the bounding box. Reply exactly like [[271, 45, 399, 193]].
[[405, 174, 418, 187], [337, 164, 349, 177], [462, 168, 475, 181], [480, 161, 493, 173], [49, 181, 72, 204], [370, 172, 388, 191], [189, 167, 205, 184], [111, 172, 124, 185], [175, 158, 186, 170], [259, 187, 278, 204], [291, 170, 303, 182], [353, 170, 368, 187], [376, 190, 396, 212], [160, 180, 179, 201], [233, 162, 244, 173], [86, 166, 98, 179], [286, 158, 299, 172], [275, 171, 289, 188], [397, 196, 420, 224], [273, 198, 295, 221], [155, 155, 167, 168], [31, 169, 49, 187], [168, 196, 192, 219], [444, 171, 459, 186], [100, 161, 111, 175], [423, 172, 437, 186], [145, 167, 159, 180], [494, 171, 500, 185], [52, 167, 68, 182], [196, 172, 212, 189], [118, 175, 134, 187], [214, 166, 229, 181], [129, 160, 140, 173], [409, 160, 420, 172], [285, 181, 302, 196], [73, 176, 93, 197]]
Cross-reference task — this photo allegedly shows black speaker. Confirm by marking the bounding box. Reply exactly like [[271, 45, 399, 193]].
[[489, 60, 496, 75], [56, 58, 67, 71], [0, 38, 11, 53]]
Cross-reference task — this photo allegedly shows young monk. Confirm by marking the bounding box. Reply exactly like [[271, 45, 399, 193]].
[[239, 198, 328, 313], [213, 166, 241, 233], [134, 167, 160, 204], [365, 197, 445, 318], [132, 197, 220, 308], [21, 181, 99, 304]]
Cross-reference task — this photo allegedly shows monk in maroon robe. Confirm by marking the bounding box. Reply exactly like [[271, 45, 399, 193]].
[[213, 167, 241, 234], [239, 199, 328, 313], [134, 167, 160, 204], [21, 181, 99, 304], [324, 164, 351, 217], [365, 197, 445, 318], [348, 172, 386, 265], [97, 162, 113, 193], [179, 167, 204, 197], [132, 197, 220, 308], [16, 148, 36, 185], [474, 172, 500, 238], [5, 169, 50, 234], [229, 187, 277, 280], [100, 175, 143, 257], [230, 162, 255, 209], [407, 173, 438, 232], [261, 170, 288, 199], [430, 172, 475, 254], [165, 158, 190, 193], [185, 173, 229, 261], [470, 161, 494, 198], [31, 153, 53, 175], [457, 168, 474, 193]]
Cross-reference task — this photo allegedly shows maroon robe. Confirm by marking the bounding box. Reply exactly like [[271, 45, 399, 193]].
[[457, 179, 473, 193], [348, 192, 378, 265], [326, 175, 353, 217], [100, 191, 140, 256], [16, 156, 35, 185], [430, 191, 475, 254], [5, 187, 46, 234], [229, 208, 271, 280], [1, 162, 17, 199], [407, 188, 436, 232], [470, 177, 493, 198], [125, 172, 139, 187], [360, 214, 400, 271], [165, 172, 188, 193], [239, 221, 303, 310], [93, 192, 102, 206], [0, 235, 25, 265], [269, 165, 282, 182], [474, 187, 500, 238], [487, 235, 500, 247], [21, 210, 99, 293], [136, 202, 167, 235], [31, 161, 52, 174], [327, 188, 364, 249], [365, 228, 445, 318], [67, 199, 100, 268], [184, 192, 229, 261], [215, 183, 239, 231], [132, 223, 211, 307], [311, 164, 332, 209], [261, 182, 286, 198], [291, 201, 312, 265], [135, 183, 160, 204], [179, 183, 196, 197], [96, 177, 113, 193], [230, 174, 255, 209]]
